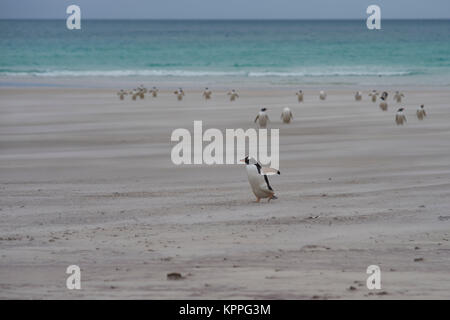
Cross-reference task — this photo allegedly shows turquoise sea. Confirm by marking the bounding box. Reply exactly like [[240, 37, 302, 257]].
[[0, 19, 449, 85]]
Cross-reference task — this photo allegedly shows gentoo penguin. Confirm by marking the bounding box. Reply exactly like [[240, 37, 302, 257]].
[[394, 91, 405, 103], [296, 90, 304, 102], [280, 107, 293, 124], [131, 89, 138, 101], [149, 86, 159, 97], [203, 87, 212, 100], [416, 104, 427, 120], [319, 90, 327, 100], [174, 88, 185, 101], [241, 156, 280, 202], [254, 108, 270, 128], [228, 89, 239, 101], [379, 92, 388, 111], [138, 84, 147, 94], [369, 90, 378, 102], [395, 108, 407, 125], [138, 87, 145, 99], [355, 91, 363, 101], [117, 89, 127, 100]]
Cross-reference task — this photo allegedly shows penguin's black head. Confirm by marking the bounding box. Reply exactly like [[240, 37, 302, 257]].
[[261, 108, 267, 112], [398, 108, 404, 112], [421, 104, 424, 109], [243, 156, 249, 164], [205, 87, 208, 90]]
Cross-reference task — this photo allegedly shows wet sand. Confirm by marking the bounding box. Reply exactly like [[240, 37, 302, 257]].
[[0, 86, 449, 299]]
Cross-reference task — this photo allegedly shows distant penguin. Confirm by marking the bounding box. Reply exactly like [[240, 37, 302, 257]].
[[241, 156, 280, 202], [254, 108, 270, 128], [174, 88, 185, 101], [280, 107, 293, 124], [131, 89, 138, 101], [138, 88, 145, 99], [395, 108, 407, 125], [379, 92, 388, 111], [394, 91, 405, 103], [319, 90, 327, 100], [203, 87, 212, 100], [296, 90, 304, 102], [138, 84, 147, 94], [369, 90, 378, 102], [416, 104, 427, 120], [117, 89, 127, 100], [149, 86, 159, 98], [355, 91, 363, 101], [228, 89, 239, 101]]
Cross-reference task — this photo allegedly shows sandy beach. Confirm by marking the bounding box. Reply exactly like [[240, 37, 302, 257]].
[[1, 85, 449, 299]]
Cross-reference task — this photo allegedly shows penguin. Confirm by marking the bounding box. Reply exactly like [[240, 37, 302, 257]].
[[395, 108, 407, 125], [296, 90, 304, 103], [355, 91, 363, 101], [416, 104, 427, 120], [174, 88, 185, 101], [138, 86, 145, 99], [241, 156, 280, 202], [319, 90, 327, 100], [149, 86, 159, 98], [228, 89, 239, 101], [369, 90, 378, 102], [203, 87, 212, 100], [379, 92, 388, 111], [117, 89, 127, 100], [394, 91, 405, 103], [280, 107, 293, 124], [130, 89, 138, 101], [254, 108, 270, 128], [138, 84, 147, 94]]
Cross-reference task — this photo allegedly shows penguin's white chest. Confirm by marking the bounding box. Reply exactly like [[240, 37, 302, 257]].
[[246, 165, 271, 198], [281, 110, 291, 123], [258, 113, 268, 128]]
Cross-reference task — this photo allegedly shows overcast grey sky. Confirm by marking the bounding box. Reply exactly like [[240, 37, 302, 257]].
[[1, 0, 449, 19]]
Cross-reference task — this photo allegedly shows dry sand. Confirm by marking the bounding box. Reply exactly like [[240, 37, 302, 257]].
[[0, 86, 449, 299]]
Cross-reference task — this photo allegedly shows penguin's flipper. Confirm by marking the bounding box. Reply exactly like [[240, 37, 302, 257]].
[[260, 167, 280, 175]]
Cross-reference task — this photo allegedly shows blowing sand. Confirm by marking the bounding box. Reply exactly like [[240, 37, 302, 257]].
[[0, 86, 449, 299]]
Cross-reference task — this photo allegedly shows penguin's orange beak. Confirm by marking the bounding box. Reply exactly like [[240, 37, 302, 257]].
[[240, 159, 245, 163]]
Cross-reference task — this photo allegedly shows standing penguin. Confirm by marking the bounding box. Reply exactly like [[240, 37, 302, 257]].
[[131, 89, 139, 101], [319, 90, 327, 100], [203, 87, 212, 100], [296, 90, 304, 102], [280, 107, 293, 124], [254, 108, 270, 128], [117, 89, 127, 100], [241, 156, 280, 202], [394, 91, 405, 103], [395, 108, 407, 125], [228, 89, 239, 101], [149, 86, 159, 97], [174, 88, 185, 101], [416, 104, 427, 120], [138, 86, 146, 99], [355, 91, 363, 101], [379, 92, 388, 111], [369, 90, 379, 102]]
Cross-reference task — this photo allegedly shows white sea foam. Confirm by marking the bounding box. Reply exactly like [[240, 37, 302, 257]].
[[1, 68, 417, 78]]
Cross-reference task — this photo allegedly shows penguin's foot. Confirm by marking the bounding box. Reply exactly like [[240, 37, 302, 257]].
[[255, 197, 260, 203], [268, 195, 278, 202]]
